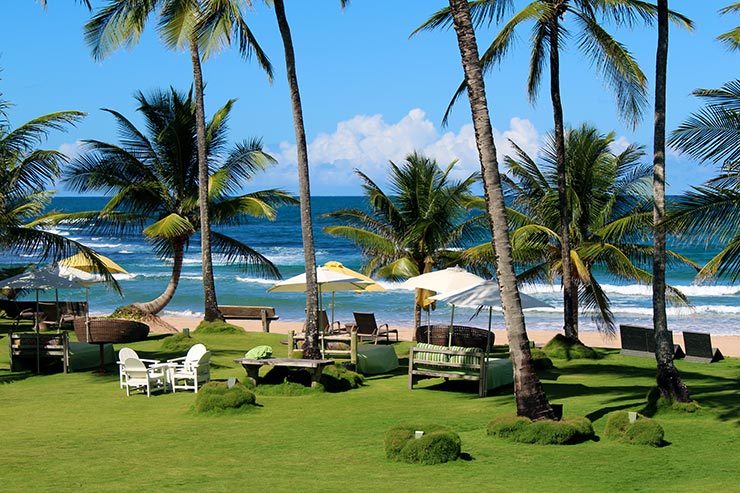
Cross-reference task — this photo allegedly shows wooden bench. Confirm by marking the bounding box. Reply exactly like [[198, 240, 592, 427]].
[[619, 324, 684, 359], [233, 357, 334, 387], [9, 331, 69, 374], [219, 305, 278, 332], [408, 344, 488, 397], [683, 331, 724, 363], [288, 329, 358, 365]]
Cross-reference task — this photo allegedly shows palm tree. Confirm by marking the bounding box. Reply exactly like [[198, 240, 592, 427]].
[[668, 81, 740, 282], [718, 2, 740, 50], [43, 89, 293, 315], [466, 124, 697, 331], [37, 0, 91, 8], [269, 0, 348, 358], [85, 0, 272, 321], [324, 152, 484, 329], [416, 0, 690, 341], [0, 97, 112, 275], [652, 0, 690, 403], [439, 0, 554, 420]]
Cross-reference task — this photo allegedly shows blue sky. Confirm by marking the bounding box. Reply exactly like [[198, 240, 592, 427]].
[[1, 1, 737, 195]]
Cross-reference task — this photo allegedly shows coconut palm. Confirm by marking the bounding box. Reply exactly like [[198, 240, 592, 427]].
[[85, 0, 272, 321], [652, 0, 690, 402], [269, 0, 349, 357], [415, 1, 691, 341], [42, 89, 293, 315], [324, 152, 484, 329], [0, 97, 112, 277], [466, 124, 697, 332], [718, 2, 740, 50], [439, 0, 555, 420]]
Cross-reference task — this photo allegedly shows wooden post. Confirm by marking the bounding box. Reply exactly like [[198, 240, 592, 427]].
[[478, 352, 487, 398], [350, 329, 358, 366], [288, 330, 295, 358], [62, 332, 69, 374], [261, 309, 269, 332], [408, 348, 415, 390]]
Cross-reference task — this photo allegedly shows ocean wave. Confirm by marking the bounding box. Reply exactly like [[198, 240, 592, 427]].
[[84, 242, 122, 249], [162, 309, 203, 318], [520, 283, 740, 297], [262, 247, 330, 265], [236, 276, 277, 286]]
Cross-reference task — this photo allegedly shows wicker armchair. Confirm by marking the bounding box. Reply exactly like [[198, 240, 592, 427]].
[[74, 318, 150, 343], [415, 324, 494, 351]]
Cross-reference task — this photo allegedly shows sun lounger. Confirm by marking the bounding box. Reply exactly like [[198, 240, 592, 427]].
[[353, 312, 398, 344], [682, 331, 724, 363], [619, 324, 684, 359]]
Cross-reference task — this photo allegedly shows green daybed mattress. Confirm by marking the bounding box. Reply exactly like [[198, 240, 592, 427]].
[[356, 344, 399, 375], [68, 342, 115, 371]]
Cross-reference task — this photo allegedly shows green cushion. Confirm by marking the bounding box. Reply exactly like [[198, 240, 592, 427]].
[[414, 343, 449, 364], [448, 345, 480, 366], [244, 345, 273, 359]]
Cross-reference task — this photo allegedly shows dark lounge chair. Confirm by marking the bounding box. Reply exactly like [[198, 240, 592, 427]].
[[619, 324, 684, 359], [682, 331, 724, 363], [353, 312, 398, 344]]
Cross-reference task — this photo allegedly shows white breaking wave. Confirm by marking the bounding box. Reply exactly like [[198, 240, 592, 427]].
[[236, 276, 277, 286], [262, 247, 330, 265], [162, 309, 203, 318], [520, 283, 740, 297]]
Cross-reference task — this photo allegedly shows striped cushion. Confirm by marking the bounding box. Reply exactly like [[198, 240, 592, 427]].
[[449, 346, 480, 366], [415, 343, 449, 364]]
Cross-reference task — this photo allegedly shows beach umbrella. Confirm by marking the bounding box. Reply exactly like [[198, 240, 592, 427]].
[[401, 266, 485, 342], [430, 280, 552, 353], [58, 252, 128, 275], [321, 261, 385, 324]]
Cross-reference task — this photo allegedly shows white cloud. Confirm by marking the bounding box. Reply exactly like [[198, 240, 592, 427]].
[[58, 140, 84, 160], [609, 135, 631, 155], [269, 109, 542, 194]]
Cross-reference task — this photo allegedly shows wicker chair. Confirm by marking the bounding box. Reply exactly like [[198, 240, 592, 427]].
[[74, 318, 150, 343], [415, 324, 494, 351]]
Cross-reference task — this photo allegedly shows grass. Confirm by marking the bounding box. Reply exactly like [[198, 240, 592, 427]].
[[0, 318, 738, 491]]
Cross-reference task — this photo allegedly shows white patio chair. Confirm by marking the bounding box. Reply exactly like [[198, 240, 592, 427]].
[[171, 351, 211, 393], [167, 343, 207, 368], [118, 348, 160, 389], [122, 358, 167, 397]]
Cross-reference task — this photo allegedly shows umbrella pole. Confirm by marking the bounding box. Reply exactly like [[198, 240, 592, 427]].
[[426, 306, 431, 344], [55, 289, 60, 333], [85, 287, 90, 343], [486, 307, 492, 360], [448, 304, 455, 347], [35, 289, 40, 373], [331, 291, 335, 327]]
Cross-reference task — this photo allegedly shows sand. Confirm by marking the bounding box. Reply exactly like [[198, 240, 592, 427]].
[[160, 315, 740, 357]]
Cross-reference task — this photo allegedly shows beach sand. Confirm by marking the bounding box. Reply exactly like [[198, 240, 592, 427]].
[[160, 315, 740, 357]]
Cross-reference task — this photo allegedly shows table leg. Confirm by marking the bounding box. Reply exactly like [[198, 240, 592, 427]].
[[244, 366, 260, 387], [310, 367, 322, 388]]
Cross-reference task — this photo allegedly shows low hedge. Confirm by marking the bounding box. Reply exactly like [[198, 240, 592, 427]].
[[543, 334, 599, 360], [487, 415, 595, 445], [161, 333, 203, 352], [385, 425, 461, 465], [195, 320, 245, 335], [642, 387, 701, 416], [530, 348, 555, 370], [194, 381, 257, 413], [603, 412, 665, 446]]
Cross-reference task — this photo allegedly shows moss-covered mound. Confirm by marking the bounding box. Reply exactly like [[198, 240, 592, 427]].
[[161, 333, 203, 352], [194, 382, 257, 413], [195, 320, 245, 335], [641, 387, 701, 416], [256, 381, 324, 396], [259, 364, 363, 394], [530, 347, 555, 370], [543, 334, 599, 360], [603, 412, 665, 446], [320, 364, 364, 392], [385, 425, 461, 465], [110, 305, 148, 321], [486, 415, 595, 445]]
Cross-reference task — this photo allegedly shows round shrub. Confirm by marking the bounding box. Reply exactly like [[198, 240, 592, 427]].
[[384, 425, 461, 465], [320, 364, 364, 392], [642, 387, 701, 415], [258, 364, 362, 394], [195, 321, 245, 335], [487, 415, 595, 445], [543, 334, 599, 360], [161, 333, 202, 352], [604, 411, 665, 446], [530, 348, 555, 370], [194, 381, 257, 413]]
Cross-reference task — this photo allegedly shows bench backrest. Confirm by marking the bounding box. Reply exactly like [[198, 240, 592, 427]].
[[683, 331, 713, 359], [220, 305, 276, 319], [620, 324, 674, 353]]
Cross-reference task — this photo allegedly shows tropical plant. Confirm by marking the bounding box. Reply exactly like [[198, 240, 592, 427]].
[[415, 0, 691, 341], [418, 0, 555, 420], [466, 124, 697, 333], [41, 89, 293, 315], [269, 0, 349, 358], [37, 0, 91, 8], [85, 0, 272, 321], [652, 0, 690, 403], [324, 152, 484, 329], [0, 95, 112, 278], [718, 2, 740, 50]]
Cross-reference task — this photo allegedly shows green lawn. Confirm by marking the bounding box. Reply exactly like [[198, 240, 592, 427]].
[[1, 320, 738, 492]]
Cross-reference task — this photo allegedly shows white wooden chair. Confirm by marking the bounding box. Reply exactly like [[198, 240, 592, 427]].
[[122, 358, 167, 397], [118, 348, 160, 389], [171, 351, 211, 393], [167, 343, 207, 368]]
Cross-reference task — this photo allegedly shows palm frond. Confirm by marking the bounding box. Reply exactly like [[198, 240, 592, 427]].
[[211, 231, 281, 279]]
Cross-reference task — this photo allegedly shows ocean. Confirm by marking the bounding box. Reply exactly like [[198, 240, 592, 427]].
[[7, 196, 740, 335]]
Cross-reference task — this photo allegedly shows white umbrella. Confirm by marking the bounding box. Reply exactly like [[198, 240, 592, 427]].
[[401, 266, 485, 342], [430, 280, 552, 353]]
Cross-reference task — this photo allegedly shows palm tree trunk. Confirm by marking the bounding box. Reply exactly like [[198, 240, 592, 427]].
[[548, 9, 578, 341], [652, 0, 690, 402], [448, 0, 555, 420], [189, 39, 222, 322], [133, 239, 184, 315], [273, 0, 321, 359]]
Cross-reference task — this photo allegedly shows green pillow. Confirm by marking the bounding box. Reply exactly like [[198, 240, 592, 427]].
[[414, 343, 449, 364], [245, 345, 273, 359]]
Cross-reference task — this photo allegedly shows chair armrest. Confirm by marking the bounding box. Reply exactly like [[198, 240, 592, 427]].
[[166, 356, 186, 363], [379, 323, 389, 330], [140, 358, 160, 364]]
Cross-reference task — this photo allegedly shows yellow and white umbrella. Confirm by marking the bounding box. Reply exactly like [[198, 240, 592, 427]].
[[58, 252, 128, 275], [321, 261, 385, 324]]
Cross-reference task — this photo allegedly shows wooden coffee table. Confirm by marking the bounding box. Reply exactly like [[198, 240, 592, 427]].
[[234, 358, 334, 387]]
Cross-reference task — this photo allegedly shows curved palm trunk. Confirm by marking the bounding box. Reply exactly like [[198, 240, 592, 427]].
[[448, 0, 554, 420], [189, 39, 222, 322], [652, 0, 690, 401], [274, 0, 321, 359], [133, 239, 184, 315], [549, 9, 578, 341]]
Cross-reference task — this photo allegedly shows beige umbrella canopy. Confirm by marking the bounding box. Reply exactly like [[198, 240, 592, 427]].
[[58, 252, 128, 275], [321, 261, 385, 292]]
